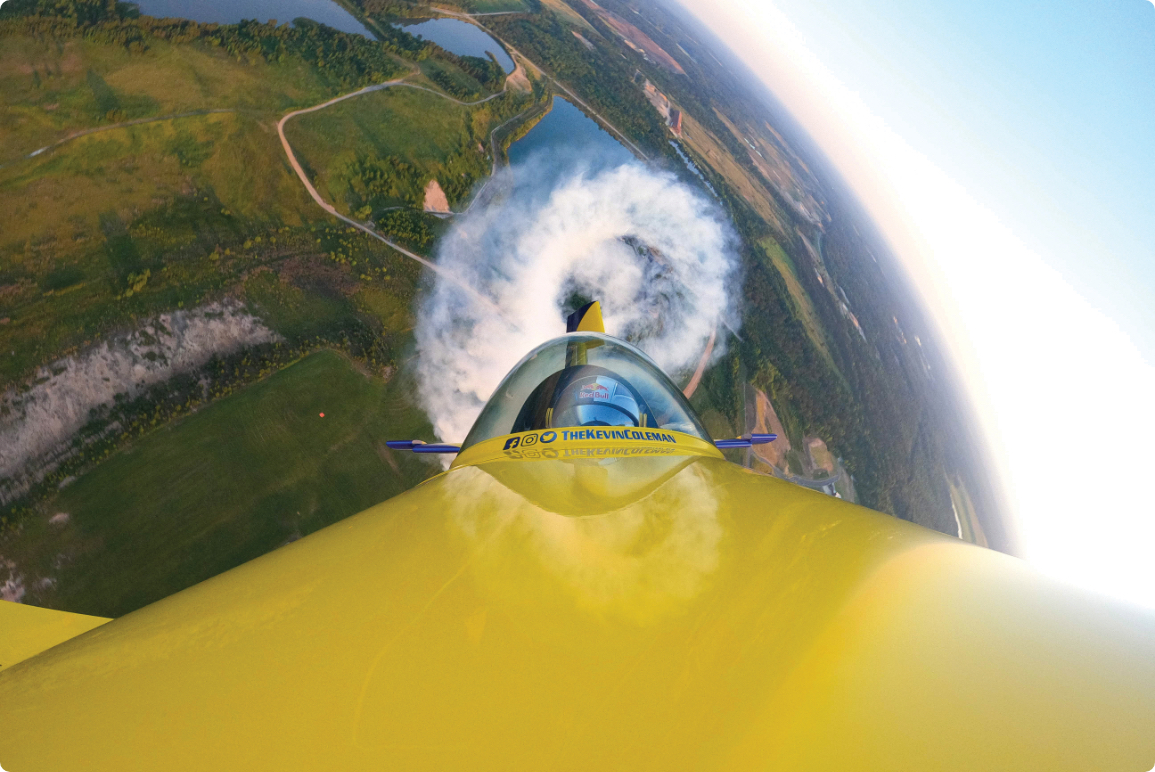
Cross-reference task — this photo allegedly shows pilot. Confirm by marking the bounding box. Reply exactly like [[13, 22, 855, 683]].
[[513, 365, 656, 432], [552, 374, 644, 428]]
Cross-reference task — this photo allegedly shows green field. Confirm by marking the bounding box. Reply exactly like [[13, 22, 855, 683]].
[[757, 237, 833, 366], [0, 6, 536, 388], [0, 10, 454, 603], [0, 109, 311, 384], [0, 26, 410, 386], [3, 350, 439, 618], [285, 85, 531, 213], [289, 86, 473, 171], [461, 0, 532, 11], [0, 32, 452, 386], [0, 32, 381, 165], [0, 110, 314, 244]]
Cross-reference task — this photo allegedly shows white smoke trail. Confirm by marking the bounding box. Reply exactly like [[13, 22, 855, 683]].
[[415, 160, 740, 443]]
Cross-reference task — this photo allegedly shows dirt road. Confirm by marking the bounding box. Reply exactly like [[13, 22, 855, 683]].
[[276, 78, 515, 315], [682, 328, 716, 398], [3, 108, 236, 168]]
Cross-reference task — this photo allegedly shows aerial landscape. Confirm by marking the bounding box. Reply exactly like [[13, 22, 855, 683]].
[[6, 0, 1155, 768], [0, 0, 1010, 617]]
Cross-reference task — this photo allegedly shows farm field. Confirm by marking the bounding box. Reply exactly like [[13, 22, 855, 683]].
[[3, 350, 438, 618]]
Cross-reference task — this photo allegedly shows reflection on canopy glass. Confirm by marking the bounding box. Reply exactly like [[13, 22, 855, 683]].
[[462, 333, 711, 450]]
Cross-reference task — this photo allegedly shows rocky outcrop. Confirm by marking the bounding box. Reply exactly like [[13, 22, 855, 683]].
[[0, 301, 280, 503]]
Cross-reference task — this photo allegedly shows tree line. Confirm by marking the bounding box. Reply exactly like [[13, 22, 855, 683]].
[[0, 0, 421, 89], [484, 11, 671, 155]]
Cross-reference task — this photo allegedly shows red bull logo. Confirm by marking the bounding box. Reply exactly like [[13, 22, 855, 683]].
[[578, 382, 610, 400]]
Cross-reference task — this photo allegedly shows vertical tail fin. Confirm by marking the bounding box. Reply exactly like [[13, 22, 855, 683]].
[[566, 301, 605, 333]]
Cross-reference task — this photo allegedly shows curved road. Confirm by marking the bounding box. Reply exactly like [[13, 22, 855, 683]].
[[273, 15, 652, 314], [276, 63, 711, 391], [276, 77, 517, 315]]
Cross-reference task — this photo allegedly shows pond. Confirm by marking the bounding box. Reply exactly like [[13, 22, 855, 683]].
[[131, 0, 373, 37], [394, 18, 515, 73], [508, 97, 636, 174]]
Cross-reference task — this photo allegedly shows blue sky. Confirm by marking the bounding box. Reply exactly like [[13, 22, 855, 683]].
[[773, 0, 1155, 357], [678, 0, 1155, 607]]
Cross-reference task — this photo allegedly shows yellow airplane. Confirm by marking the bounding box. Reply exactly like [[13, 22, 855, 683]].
[[2, 302, 1153, 770]]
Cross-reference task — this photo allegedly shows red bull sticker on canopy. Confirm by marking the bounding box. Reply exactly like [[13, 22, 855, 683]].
[[578, 382, 611, 400]]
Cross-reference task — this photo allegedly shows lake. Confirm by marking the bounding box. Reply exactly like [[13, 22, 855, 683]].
[[132, 2, 517, 74], [132, 0, 373, 37], [508, 97, 635, 173], [394, 18, 515, 73]]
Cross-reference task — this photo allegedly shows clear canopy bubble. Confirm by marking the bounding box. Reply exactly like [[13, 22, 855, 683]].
[[462, 333, 711, 450]]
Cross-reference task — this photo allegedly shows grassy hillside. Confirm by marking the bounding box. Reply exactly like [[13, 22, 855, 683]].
[[0, 12, 411, 164], [285, 84, 531, 213], [0, 111, 307, 383], [0, 3, 452, 546], [0, 6, 541, 385], [0, 9, 422, 387], [0, 1, 533, 616], [3, 350, 440, 617]]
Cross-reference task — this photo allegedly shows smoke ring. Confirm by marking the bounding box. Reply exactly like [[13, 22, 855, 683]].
[[415, 161, 740, 443]]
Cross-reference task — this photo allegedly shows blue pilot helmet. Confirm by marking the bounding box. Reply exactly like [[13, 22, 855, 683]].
[[552, 374, 643, 428]]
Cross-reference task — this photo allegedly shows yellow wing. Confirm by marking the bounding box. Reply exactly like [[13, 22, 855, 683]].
[[1, 446, 1152, 771], [0, 600, 108, 672]]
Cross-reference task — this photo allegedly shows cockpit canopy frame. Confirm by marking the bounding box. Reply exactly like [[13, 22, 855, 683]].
[[460, 333, 712, 452]]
